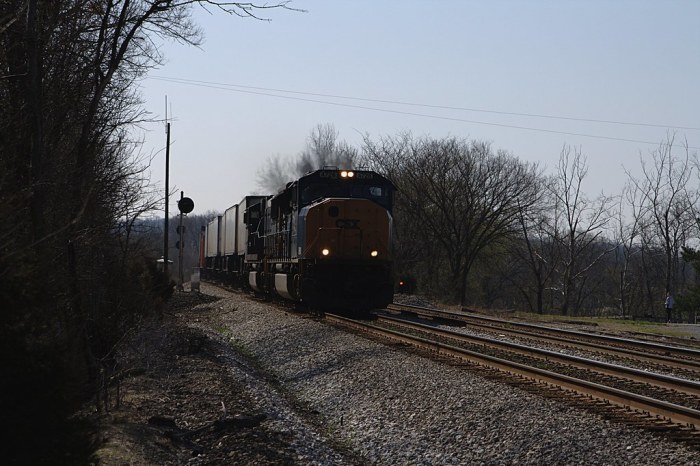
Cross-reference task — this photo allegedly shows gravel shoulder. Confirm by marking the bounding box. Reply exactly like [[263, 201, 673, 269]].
[[92, 284, 700, 465]]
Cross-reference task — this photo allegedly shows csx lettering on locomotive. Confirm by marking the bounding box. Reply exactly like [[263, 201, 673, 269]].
[[336, 219, 359, 229]]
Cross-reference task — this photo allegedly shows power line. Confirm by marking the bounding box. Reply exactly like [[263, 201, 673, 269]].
[[148, 76, 700, 150], [150, 75, 700, 131]]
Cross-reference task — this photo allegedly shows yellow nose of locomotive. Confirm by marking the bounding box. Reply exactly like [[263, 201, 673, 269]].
[[303, 198, 391, 261]]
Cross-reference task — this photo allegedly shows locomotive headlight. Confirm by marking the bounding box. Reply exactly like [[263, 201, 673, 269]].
[[370, 250, 379, 257], [340, 170, 354, 178], [322, 248, 330, 256]]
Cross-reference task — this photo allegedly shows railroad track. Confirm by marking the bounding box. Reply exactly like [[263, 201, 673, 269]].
[[386, 303, 700, 371], [376, 314, 700, 405], [325, 312, 700, 445]]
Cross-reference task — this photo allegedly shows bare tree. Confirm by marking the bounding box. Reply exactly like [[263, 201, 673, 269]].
[[256, 123, 358, 192], [108, 146, 164, 264], [511, 179, 557, 313], [612, 178, 646, 318], [633, 136, 698, 297], [296, 123, 357, 173], [549, 146, 615, 315], [0, 1, 299, 460], [363, 134, 541, 305]]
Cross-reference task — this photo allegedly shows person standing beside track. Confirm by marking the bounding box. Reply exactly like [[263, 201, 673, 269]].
[[665, 291, 674, 323]]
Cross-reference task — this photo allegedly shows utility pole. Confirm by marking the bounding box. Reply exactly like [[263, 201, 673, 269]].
[[163, 121, 171, 275]]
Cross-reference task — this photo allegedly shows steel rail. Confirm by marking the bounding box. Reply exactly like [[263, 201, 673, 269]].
[[326, 313, 700, 429], [387, 303, 700, 361], [386, 306, 700, 374], [377, 314, 700, 397]]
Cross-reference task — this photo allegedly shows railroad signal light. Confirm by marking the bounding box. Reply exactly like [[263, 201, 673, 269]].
[[178, 197, 194, 214], [175, 191, 194, 292]]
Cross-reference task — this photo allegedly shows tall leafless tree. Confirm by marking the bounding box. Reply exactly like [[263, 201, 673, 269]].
[[632, 136, 699, 297], [549, 146, 615, 315], [612, 178, 646, 318], [256, 123, 358, 192], [363, 134, 541, 305], [511, 177, 557, 313]]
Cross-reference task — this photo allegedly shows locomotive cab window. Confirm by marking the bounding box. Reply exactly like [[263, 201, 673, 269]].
[[369, 186, 384, 197], [301, 184, 325, 204]]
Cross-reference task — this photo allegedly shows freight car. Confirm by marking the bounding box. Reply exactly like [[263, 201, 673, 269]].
[[202, 168, 395, 311]]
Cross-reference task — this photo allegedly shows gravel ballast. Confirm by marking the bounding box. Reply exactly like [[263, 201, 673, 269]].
[[187, 284, 700, 465]]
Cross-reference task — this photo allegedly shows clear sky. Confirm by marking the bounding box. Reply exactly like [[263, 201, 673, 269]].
[[138, 0, 700, 214]]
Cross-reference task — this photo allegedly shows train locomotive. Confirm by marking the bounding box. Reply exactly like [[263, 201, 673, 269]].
[[202, 168, 395, 311]]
